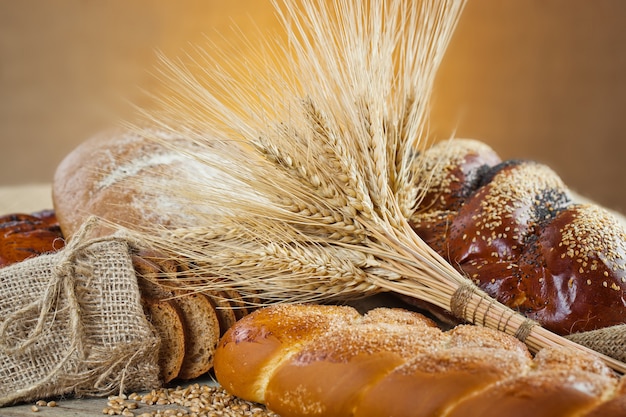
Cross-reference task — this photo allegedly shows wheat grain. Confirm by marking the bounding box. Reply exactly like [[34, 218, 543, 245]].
[[128, 0, 468, 309], [122, 0, 626, 373], [151, 222, 395, 304]]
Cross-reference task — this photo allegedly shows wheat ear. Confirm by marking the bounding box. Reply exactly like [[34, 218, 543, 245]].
[[126, 0, 626, 373]]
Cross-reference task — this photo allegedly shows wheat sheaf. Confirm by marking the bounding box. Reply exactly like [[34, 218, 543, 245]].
[[128, 0, 626, 372]]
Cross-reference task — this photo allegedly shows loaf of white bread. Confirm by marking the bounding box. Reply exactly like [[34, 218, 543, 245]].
[[52, 128, 225, 239], [214, 304, 626, 417]]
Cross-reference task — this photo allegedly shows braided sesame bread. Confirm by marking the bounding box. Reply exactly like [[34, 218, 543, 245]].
[[214, 304, 626, 417], [409, 139, 626, 335]]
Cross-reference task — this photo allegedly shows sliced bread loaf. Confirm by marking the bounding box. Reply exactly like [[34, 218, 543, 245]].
[[175, 292, 221, 380], [142, 297, 186, 383]]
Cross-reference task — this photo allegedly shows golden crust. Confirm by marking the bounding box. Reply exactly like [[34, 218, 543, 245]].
[[213, 304, 360, 404], [264, 309, 443, 417], [214, 304, 624, 417], [355, 348, 529, 417]]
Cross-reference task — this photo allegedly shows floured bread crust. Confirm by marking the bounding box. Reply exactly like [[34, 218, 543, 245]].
[[52, 128, 231, 239]]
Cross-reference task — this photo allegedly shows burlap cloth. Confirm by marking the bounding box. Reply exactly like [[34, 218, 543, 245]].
[[0, 221, 161, 406], [566, 326, 626, 364]]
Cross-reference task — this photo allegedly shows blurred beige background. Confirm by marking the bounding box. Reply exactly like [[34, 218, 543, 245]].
[[1, 0, 625, 213]]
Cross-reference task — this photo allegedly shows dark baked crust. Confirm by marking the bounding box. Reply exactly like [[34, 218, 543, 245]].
[[0, 210, 65, 267], [409, 139, 626, 335]]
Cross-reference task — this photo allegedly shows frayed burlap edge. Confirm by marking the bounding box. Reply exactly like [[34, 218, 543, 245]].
[[566, 325, 626, 364], [0, 218, 161, 406]]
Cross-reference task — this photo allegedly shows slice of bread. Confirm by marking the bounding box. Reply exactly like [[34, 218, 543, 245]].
[[175, 262, 247, 336], [222, 289, 250, 321], [175, 292, 221, 380], [133, 255, 173, 299], [142, 297, 186, 383], [204, 291, 239, 336], [134, 254, 223, 380]]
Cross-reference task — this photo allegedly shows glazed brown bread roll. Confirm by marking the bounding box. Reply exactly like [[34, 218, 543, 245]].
[[409, 139, 626, 335], [411, 140, 501, 255], [214, 304, 626, 417], [0, 210, 65, 267]]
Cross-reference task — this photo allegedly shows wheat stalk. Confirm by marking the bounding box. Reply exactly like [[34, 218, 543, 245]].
[[126, 0, 626, 373]]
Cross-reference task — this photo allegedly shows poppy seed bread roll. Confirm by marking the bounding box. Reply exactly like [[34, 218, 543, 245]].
[[409, 139, 626, 335]]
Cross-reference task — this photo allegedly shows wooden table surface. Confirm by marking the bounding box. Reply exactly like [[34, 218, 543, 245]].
[[0, 376, 219, 417]]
